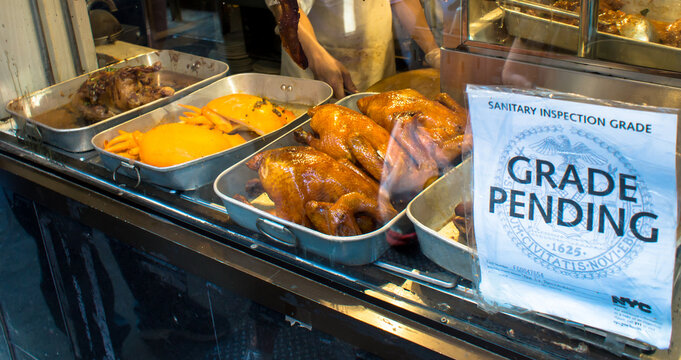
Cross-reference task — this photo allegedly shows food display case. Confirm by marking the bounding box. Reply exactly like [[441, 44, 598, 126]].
[[1, 1, 681, 359], [441, 0, 681, 107]]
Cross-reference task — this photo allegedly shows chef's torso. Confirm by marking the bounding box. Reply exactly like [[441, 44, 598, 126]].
[[281, 0, 396, 91]]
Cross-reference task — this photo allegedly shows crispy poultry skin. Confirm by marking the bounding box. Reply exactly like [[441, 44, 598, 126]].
[[245, 146, 397, 236], [294, 104, 394, 180], [294, 104, 438, 196], [72, 61, 175, 124], [357, 89, 467, 168]]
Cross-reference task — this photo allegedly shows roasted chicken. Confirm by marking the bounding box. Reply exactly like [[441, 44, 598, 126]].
[[357, 89, 468, 168], [245, 146, 397, 236], [294, 103, 438, 196], [72, 61, 175, 124]]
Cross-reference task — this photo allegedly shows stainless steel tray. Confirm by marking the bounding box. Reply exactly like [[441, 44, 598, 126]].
[[92, 74, 333, 190], [213, 92, 412, 266], [407, 158, 477, 280], [5, 50, 228, 152], [502, 5, 681, 73]]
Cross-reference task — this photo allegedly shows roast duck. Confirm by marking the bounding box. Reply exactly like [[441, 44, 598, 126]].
[[72, 61, 175, 124], [246, 146, 397, 236], [242, 89, 468, 237]]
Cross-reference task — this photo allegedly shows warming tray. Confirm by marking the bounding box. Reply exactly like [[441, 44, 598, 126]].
[[213, 92, 413, 266], [6, 50, 228, 152], [92, 73, 333, 191], [407, 158, 477, 280], [501, 4, 681, 73]]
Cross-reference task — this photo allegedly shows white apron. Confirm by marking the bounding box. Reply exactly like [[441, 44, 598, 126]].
[[281, 0, 396, 91]]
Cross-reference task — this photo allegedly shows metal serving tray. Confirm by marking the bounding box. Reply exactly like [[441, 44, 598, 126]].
[[501, 5, 681, 73], [213, 92, 413, 266], [5, 50, 228, 152], [92, 74, 333, 191], [407, 158, 477, 280]]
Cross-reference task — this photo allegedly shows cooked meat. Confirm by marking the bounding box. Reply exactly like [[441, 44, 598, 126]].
[[603, 0, 624, 10], [245, 146, 396, 236], [71, 61, 175, 124], [293, 104, 438, 196], [553, 0, 623, 12], [660, 18, 681, 47], [357, 89, 467, 168], [553, 0, 579, 12], [279, 0, 308, 69], [551, 0, 658, 41]]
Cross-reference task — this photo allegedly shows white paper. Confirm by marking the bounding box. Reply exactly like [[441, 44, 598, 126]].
[[467, 86, 677, 349]]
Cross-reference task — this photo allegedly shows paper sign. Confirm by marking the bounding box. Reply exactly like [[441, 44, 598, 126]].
[[467, 86, 677, 349]]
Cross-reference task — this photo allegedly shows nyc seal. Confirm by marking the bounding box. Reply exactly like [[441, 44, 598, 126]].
[[490, 125, 655, 279]]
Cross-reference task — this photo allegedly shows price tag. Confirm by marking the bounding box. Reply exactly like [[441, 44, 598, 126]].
[[467, 86, 677, 349]]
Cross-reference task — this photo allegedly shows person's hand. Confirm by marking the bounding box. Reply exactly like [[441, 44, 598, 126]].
[[294, 8, 357, 98], [307, 46, 357, 98], [425, 48, 440, 70]]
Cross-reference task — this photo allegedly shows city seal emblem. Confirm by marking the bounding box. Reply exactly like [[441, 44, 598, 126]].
[[490, 125, 655, 279]]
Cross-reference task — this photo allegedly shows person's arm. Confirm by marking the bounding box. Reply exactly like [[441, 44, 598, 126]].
[[266, 1, 357, 98], [391, 0, 441, 69], [297, 10, 357, 98]]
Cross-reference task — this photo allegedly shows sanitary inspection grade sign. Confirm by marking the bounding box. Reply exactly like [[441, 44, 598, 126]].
[[467, 86, 678, 349]]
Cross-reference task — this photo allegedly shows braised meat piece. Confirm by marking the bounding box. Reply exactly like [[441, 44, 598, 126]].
[[245, 146, 397, 236], [357, 89, 467, 168], [71, 61, 175, 124]]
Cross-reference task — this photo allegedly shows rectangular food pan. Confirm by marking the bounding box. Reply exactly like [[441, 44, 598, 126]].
[[92, 73, 333, 190], [407, 158, 477, 280], [213, 93, 413, 266], [6, 50, 228, 152]]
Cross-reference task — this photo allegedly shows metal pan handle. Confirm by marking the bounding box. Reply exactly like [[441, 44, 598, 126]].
[[280, 83, 293, 92], [21, 121, 43, 146], [256, 217, 297, 247], [113, 162, 141, 188]]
